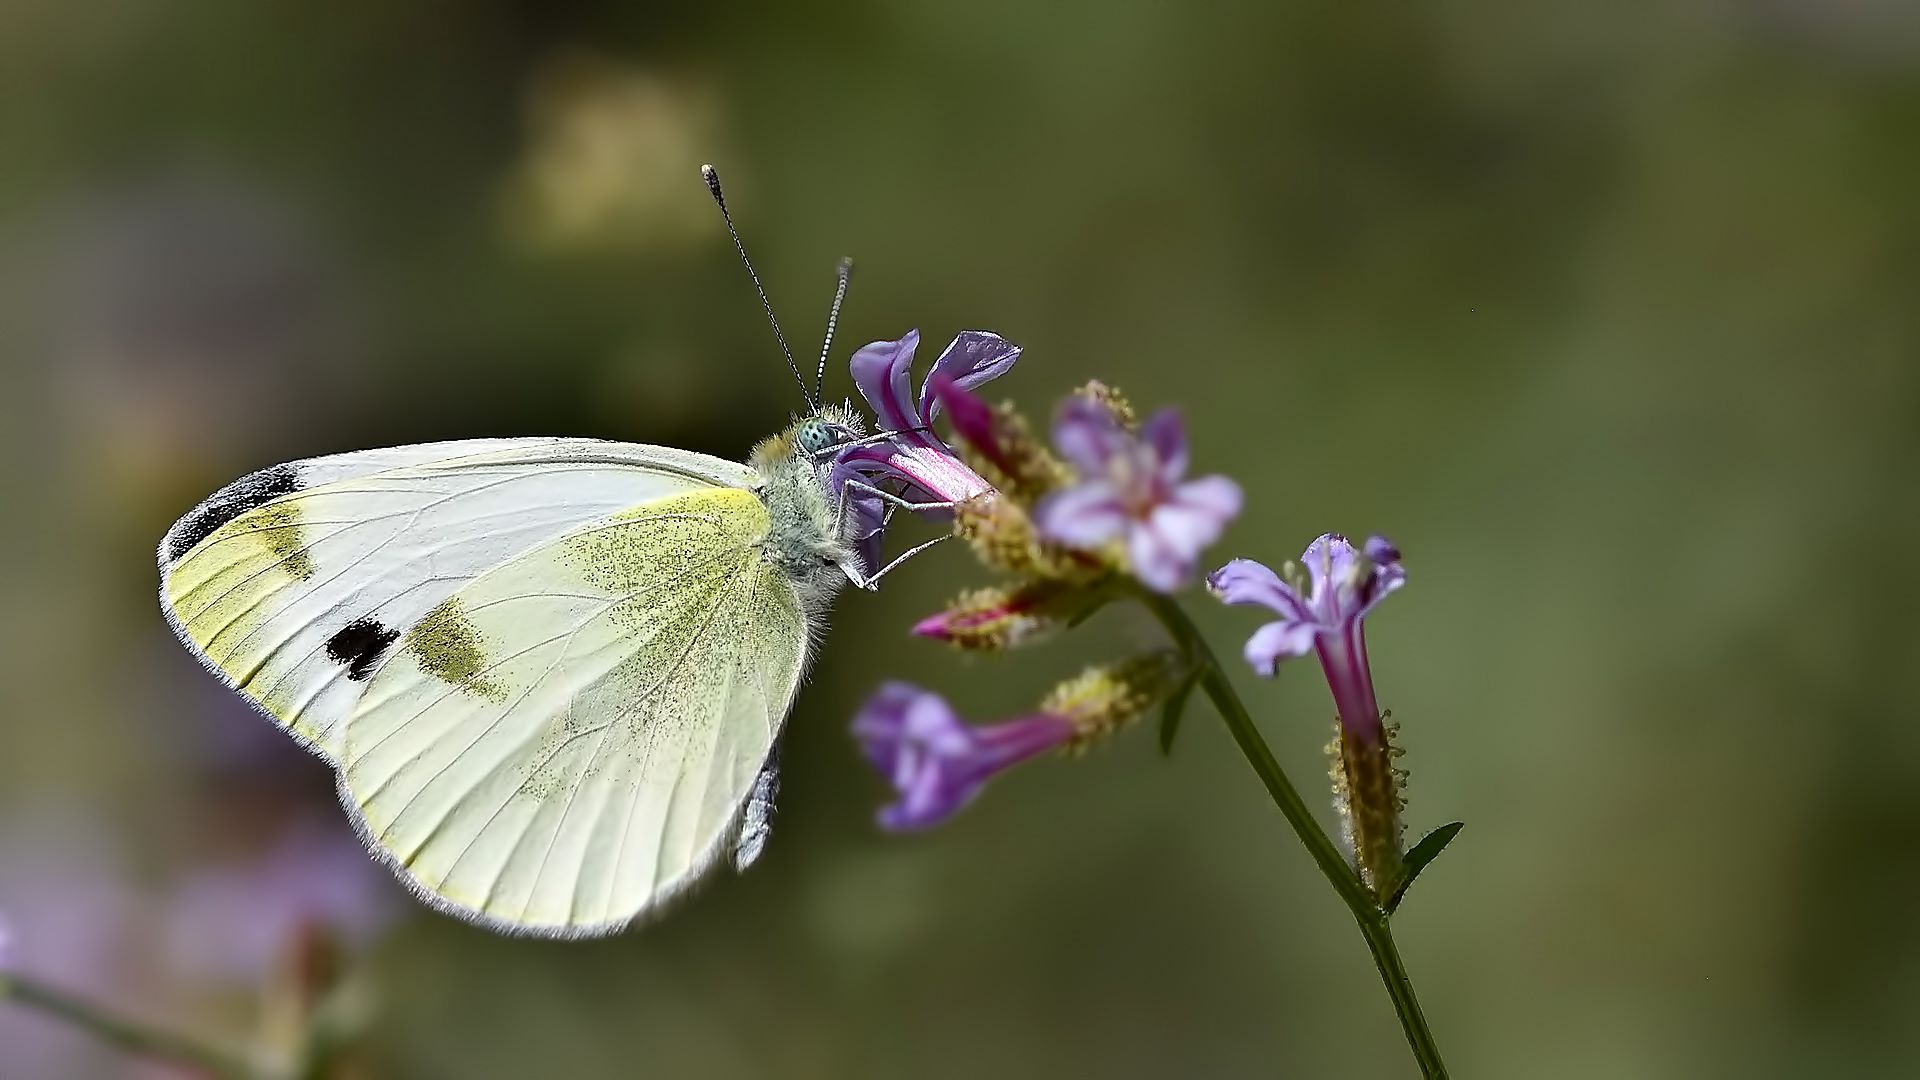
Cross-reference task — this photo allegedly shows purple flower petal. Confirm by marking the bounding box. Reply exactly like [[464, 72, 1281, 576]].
[[1301, 533, 1362, 619], [843, 481, 888, 573], [1354, 539, 1407, 616], [831, 330, 1007, 517], [930, 374, 1029, 485], [1040, 397, 1241, 592], [901, 690, 978, 756], [1209, 533, 1407, 750], [1033, 480, 1129, 547], [1244, 619, 1320, 675], [1364, 535, 1401, 566], [828, 328, 1017, 580], [1302, 533, 1360, 583], [853, 683, 1073, 831], [1051, 397, 1131, 477], [831, 442, 994, 509], [1148, 480, 1241, 558], [848, 331, 924, 433], [1207, 558, 1308, 619], [1141, 505, 1212, 557], [1172, 474, 1242, 521], [1126, 521, 1191, 593], [164, 818, 398, 982], [851, 681, 929, 766], [922, 332, 1021, 422], [1141, 408, 1189, 480]]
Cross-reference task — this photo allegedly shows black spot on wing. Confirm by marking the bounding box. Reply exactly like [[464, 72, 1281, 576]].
[[165, 463, 302, 562], [325, 617, 400, 681]]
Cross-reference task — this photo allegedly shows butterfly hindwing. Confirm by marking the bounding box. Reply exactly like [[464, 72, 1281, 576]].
[[337, 486, 810, 936], [158, 438, 758, 760]]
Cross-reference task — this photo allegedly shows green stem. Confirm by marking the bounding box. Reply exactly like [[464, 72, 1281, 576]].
[[1138, 589, 1449, 1078], [0, 970, 264, 1079]]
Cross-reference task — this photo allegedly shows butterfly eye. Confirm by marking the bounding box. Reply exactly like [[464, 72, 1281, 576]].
[[797, 420, 843, 456]]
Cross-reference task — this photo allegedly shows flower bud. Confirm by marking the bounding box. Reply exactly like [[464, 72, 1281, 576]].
[[912, 582, 1100, 652]]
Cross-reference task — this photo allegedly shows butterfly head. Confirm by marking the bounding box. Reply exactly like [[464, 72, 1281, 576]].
[[795, 417, 845, 457], [793, 403, 867, 461]]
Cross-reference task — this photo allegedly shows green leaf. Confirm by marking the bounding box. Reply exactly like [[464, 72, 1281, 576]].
[[1386, 822, 1464, 914], [1157, 670, 1201, 755]]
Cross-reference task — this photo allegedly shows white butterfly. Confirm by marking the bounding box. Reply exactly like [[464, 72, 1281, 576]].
[[157, 169, 1001, 937]]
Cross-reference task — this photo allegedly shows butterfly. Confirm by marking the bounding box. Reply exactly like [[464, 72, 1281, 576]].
[[157, 167, 979, 937]]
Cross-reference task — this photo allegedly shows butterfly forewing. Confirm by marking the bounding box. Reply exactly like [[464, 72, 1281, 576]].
[[338, 486, 809, 935], [158, 438, 757, 759]]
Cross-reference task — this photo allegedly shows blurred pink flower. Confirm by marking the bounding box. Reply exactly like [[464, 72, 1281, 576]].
[[163, 817, 401, 983], [0, 806, 153, 1079]]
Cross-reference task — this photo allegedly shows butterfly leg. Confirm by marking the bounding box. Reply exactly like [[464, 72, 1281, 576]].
[[843, 534, 953, 591], [837, 478, 959, 518], [834, 478, 959, 591], [733, 745, 781, 873], [833, 477, 957, 549]]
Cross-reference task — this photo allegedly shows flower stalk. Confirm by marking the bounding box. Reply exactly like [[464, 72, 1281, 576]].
[[853, 364, 1447, 1076], [1133, 586, 1448, 1079], [0, 969, 264, 1079]]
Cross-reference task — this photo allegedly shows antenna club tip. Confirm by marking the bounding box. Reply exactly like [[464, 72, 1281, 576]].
[[700, 163, 717, 180], [836, 256, 854, 276]]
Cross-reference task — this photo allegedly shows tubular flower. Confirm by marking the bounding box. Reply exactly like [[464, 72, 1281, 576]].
[[1208, 535, 1404, 743], [853, 682, 1075, 831], [1208, 534, 1409, 898], [1034, 398, 1242, 593], [829, 329, 1018, 506], [931, 375, 1073, 504], [855, 656, 1176, 829], [824, 330, 1018, 572]]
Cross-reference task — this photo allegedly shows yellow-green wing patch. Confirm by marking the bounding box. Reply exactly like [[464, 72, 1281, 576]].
[[340, 486, 811, 936], [156, 437, 754, 759], [166, 496, 320, 678], [403, 598, 506, 702]]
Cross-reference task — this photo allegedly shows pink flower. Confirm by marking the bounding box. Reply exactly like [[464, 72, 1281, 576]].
[[1034, 399, 1242, 592], [1209, 534, 1405, 744]]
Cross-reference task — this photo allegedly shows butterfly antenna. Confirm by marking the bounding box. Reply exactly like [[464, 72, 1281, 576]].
[[816, 257, 853, 405], [702, 164, 815, 410]]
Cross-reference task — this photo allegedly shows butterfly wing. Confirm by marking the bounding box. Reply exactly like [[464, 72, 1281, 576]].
[[158, 438, 757, 760], [336, 485, 808, 935]]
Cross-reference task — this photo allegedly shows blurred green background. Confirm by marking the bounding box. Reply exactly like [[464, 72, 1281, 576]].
[[3, 2, 1918, 1077]]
